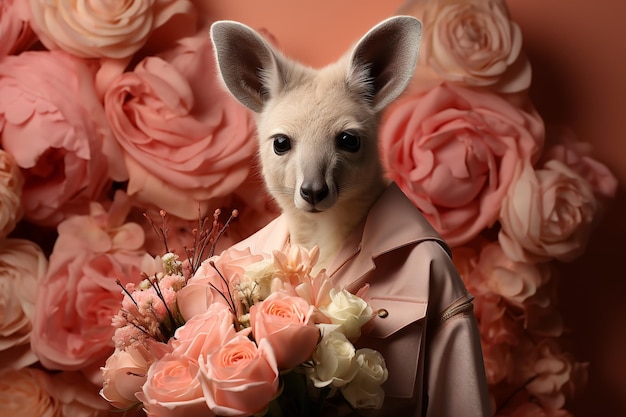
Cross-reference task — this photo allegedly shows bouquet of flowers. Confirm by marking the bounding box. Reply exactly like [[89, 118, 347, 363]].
[[100, 211, 388, 417]]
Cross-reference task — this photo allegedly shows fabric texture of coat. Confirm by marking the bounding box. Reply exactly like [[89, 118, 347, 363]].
[[233, 182, 492, 416]]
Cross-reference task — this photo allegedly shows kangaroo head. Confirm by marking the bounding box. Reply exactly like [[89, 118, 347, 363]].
[[211, 16, 421, 265]]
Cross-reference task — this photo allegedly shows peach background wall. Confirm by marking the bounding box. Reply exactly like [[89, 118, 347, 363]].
[[203, 1, 626, 415]]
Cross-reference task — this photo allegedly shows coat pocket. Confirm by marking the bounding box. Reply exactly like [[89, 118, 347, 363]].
[[368, 297, 427, 338]]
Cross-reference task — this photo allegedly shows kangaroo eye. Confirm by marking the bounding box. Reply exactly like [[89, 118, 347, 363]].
[[336, 131, 360, 152], [273, 135, 292, 155]]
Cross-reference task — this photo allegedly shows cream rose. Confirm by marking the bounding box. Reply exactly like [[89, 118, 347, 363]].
[[418, 0, 530, 93], [100, 345, 154, 409], [28, 0, 196, 59], [0, 150, 23, 238], [340, 348, 388, 410], [499, 160, 599, 263], [308, 327, 358, 389], [320, 289, 373, 340], [0, 238, 47, 369]]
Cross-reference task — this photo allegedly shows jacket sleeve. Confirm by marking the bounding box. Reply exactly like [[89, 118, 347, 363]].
[[422, 242, 492, 417]]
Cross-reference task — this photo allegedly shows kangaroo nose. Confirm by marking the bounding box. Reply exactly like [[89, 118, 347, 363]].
[[300, 182, 329, 205]]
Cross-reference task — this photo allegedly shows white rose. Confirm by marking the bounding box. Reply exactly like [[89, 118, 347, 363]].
[[308, 326, 358, 388], [241, 259, 276, 302], [320, 289, 373, 340], [341, 348, 388, 410]]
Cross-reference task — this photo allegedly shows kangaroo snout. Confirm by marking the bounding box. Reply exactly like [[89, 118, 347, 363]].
[[300, 181, 329, 206]]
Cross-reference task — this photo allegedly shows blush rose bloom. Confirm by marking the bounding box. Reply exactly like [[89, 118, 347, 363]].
[[499, 160, 599, 263], [380, 83, 544, 246], [415, 0, 530, 93], [198, 335, 279, 417], [0, 367, 61, 417], [31, 195, 145, 379], [0, 0, 36, 57], [48, 371, 111, 417], [340, 348, 388, 410], [137, 354, 211, 417], [0, 238, 47, 369], [250, 292, 320, 370], [0, 150, 23, 238], [0, 50, 126, 226], [28, 0, 196, 59], [100, 344, 154, 409], [171, 303, 238, 361], [104, 35, 257, 220]]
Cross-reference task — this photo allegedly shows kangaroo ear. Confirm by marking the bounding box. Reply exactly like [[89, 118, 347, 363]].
[[347, 16, 422, 112], [210, 21, 285, 113]]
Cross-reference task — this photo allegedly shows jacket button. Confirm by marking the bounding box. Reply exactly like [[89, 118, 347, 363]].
[[376, 308, 389, 318]]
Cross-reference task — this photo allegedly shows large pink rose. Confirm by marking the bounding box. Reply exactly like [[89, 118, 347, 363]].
[[0, 50, 126, 226], [137, 354, 211, 417], [0, 238, 47, 369], [380, 83, 544, 246], [250, 292, 319, 370], [412, 0, 530, 93], [104, 35, 257, 220], [0, 0, 36, 57], [0, 149, 23, 238], [31, 194, 145, 378], [0, 367, 61, 417], [171, 303, 238, 360], [198, 335, 279, 416], [28, 0, 197, 59], [498, 160, 599, 263]]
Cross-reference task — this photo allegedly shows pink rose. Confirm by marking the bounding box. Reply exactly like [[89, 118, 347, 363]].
[[0, 238, 47, 369], [0, 367, 61, 417], [198, 335, 279, 416], [171, 303, 238, 360], [380, 83, 544, 246], [521, 340, 588, 410], [31, 195, 145, 378], [0, 50, 126, 226], [542, 128, 618, 201], [104, 35, 257, 220], [101, 345, 154, 409], [137, 354, 211, 417], [250, 292, 319, 370], [498, 160, 599, 263], [177, 247, 267, 320], [48, 371, 111, 417], [0, 0, 36, 57], [0, 150, 23, 238], [28, 0, 197, 59], [414, 0, 530, 93]]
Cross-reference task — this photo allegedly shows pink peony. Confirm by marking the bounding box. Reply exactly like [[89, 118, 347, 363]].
[[250, 292, 319, 370], [0, 50, 126, 226], [0, 0, 36, 57], [198, 335, 279, 416], [499, 160, 599, 263], [31, 194, 146, 379], [137, 354, 211, 417], [380, 83, 544, 246], [412, 0, 530, 93], [28, 0, 197, 59], [0, 367, 61, 417], [0, 238, 47, 369], [104, 35, 257, 220], [0, 149, 23, 238]]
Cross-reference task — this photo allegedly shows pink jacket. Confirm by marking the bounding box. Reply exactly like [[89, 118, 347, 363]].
[[234, 183, 491, 416]]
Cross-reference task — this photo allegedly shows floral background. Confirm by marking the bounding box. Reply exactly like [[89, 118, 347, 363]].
[[0, 0, 624, 417]]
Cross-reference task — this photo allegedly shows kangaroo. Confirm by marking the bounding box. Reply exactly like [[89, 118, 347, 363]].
[[210, 16, 421, 271]]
